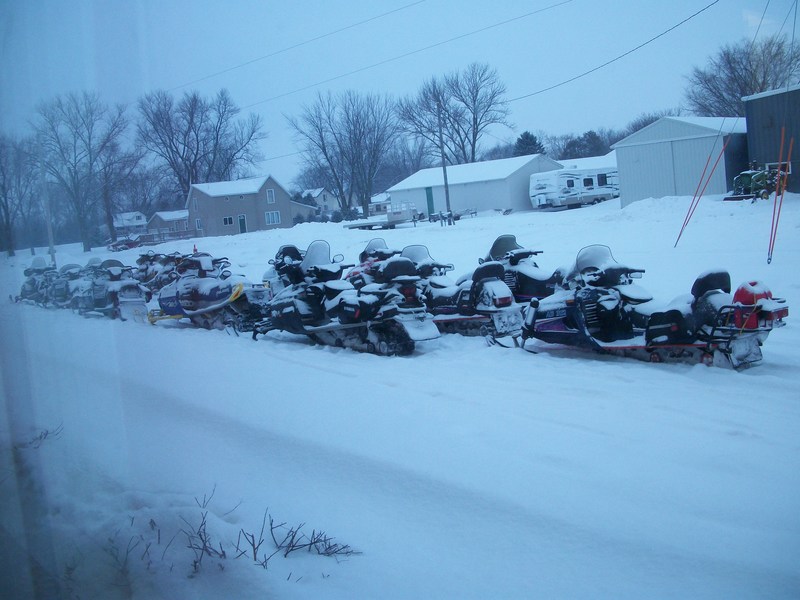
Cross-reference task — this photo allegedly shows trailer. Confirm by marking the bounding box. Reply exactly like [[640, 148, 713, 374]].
[[530, 167, 619, 210]]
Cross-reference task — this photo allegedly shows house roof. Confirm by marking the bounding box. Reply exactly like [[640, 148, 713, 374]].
[[112, 211, 146, 227], [302, 188, 326, 198], [387, 154, 560, 192], [150, 210, 188, 222], [613, 117, 746, 148], [742, 83, 800, 102], [191, 176, 270, 197], [371, 192, 391, 204]]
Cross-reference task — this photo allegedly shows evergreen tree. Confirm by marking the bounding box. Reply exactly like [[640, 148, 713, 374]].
[[513, 131, 545, 156]]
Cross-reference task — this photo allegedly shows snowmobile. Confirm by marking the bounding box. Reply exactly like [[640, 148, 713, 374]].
[[521, 244, 789, 369], [148, 253, 268, 331], [399, 243, 523, 340], [254, 240, 439, 355], [480, 235, 565, 303], [15, 256, 57, 304], [71, 259, 152, 321], [136, 251, 187, 293], [44, 263, 84, 308]]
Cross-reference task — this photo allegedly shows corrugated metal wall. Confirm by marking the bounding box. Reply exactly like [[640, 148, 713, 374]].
[[618, 135, 744, 207], [745, 88, 799, 192]]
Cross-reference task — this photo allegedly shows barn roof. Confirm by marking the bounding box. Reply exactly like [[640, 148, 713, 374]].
[[387, 154, 561, 192]]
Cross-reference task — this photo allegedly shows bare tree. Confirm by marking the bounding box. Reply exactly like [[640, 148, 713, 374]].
[[341, 91, 400, 214], [98, 143, 143, 242], [374, 136, 434, 192], [685, 34, 800, 117], [623, 108, 682, 137], [288, 90, 400, 215], [398, 63, 511, 165], [36, 92, 129, 251], [0, 135, 38, 256], [116, 165, 174, 215], [137, 89, 264, 198]]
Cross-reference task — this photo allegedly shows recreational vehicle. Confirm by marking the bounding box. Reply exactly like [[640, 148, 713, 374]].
[[529, 168, 619, 209]]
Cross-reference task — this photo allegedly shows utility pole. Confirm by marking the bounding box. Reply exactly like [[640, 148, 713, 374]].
[[38, 152, 56, 267], [436, 99, 451, 215]]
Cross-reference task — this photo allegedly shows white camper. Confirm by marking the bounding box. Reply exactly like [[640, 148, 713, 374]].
[[529, 151, 619, 209], [530, 168, 619, 209]]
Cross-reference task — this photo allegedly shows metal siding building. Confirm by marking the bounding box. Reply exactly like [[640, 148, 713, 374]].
[[743, 84, 800, 192], [386, 154, 562, 214], [612, 117, 748, 207]]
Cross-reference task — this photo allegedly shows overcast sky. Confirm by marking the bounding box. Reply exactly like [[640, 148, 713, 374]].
[[0, 0, 794, 189]]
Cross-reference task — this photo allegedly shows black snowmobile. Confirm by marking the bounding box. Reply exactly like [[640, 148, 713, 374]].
[[521, 245, 789, 369], [481, 235, 565, 303], [254, 240, 439, 355], [399, 243, 523, 339]]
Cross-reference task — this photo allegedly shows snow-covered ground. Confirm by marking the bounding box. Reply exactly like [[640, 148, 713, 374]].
[[1, 195, 799, 599]]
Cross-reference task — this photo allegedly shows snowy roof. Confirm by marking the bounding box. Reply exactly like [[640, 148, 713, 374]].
[[742, 82, 800, 102], [302, 188, 326, 198], [371, 192, 391, 204], [112, 211, 146, 227], [388, 154, 560, 191], [192, 176, 270, 197], [667, 117, 747, 134], [151, 210, 188, 222], [612, 117, 746, 148], [555, 150, 617, 170]]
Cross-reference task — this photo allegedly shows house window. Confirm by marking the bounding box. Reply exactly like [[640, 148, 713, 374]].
[[193, 197, 198, 211], [195, 218, 202, 231], [267, 188, 275, 204], [265, 210, 281, 225], [223, 216, 233, 226]]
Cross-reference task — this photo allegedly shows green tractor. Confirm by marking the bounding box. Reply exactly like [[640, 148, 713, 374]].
[[725, 164, 784, 201]]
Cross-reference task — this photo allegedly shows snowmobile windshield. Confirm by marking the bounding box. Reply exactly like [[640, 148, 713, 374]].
[[574, 245, 617, 273], [100, 259, 125, 269], [486, 235, 523, 261], [360, 238, 389, 263], [301, 240, 332, 270], [275, 245, 303, 264], [401, 245, 434, 264]]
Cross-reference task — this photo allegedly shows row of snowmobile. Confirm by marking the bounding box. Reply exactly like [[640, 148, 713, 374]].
[[15, 235, 789, 369]]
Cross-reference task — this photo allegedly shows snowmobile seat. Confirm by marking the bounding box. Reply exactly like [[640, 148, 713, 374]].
[[645, 309, 695, 345], [691, 270, 731, 299], [472, 261, 504, 283], [378, 257, 419, 283]]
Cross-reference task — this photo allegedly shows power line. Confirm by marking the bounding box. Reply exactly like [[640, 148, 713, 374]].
[[169, 0, 427, 92], [242, 0, 573, 110], [508, 0, 721, 103]]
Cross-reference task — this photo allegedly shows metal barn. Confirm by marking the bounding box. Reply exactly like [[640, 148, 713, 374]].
[[612, 117, 748, 207], [386, 154, 562, 215], [743, 84, 800, 193]]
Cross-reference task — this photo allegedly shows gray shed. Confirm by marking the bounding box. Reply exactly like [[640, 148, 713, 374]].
[[386, 154, 562, 215], [612, 117, 748, 207]]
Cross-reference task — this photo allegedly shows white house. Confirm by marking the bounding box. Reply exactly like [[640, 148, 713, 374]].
[[612, 117, 748, 207], [112, 211, 147, 236], [387, 154, 563, 215]]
